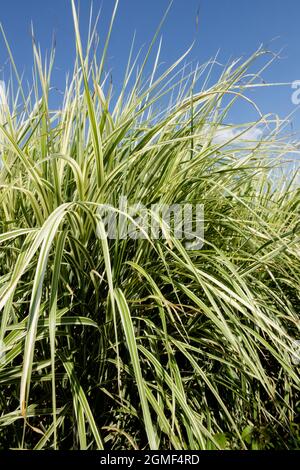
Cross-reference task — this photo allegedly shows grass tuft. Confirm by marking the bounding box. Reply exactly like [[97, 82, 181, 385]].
[[0, 1, 299, 450]]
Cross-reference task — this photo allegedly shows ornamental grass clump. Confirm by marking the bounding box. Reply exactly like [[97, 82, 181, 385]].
[[0, 0, 299, 450]]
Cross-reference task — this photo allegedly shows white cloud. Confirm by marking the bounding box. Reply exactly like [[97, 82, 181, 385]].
[[0, 80, 5, 104], [212, 125, 263, 145]]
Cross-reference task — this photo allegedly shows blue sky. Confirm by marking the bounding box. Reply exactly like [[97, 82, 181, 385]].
[[0, 0, 300, 131]]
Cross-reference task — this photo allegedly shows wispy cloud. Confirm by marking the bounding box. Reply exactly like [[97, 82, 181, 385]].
[[212, 125, 263, 145]]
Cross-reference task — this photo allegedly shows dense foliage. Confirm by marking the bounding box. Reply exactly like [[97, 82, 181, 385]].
[[0, 0, 299, 450]]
